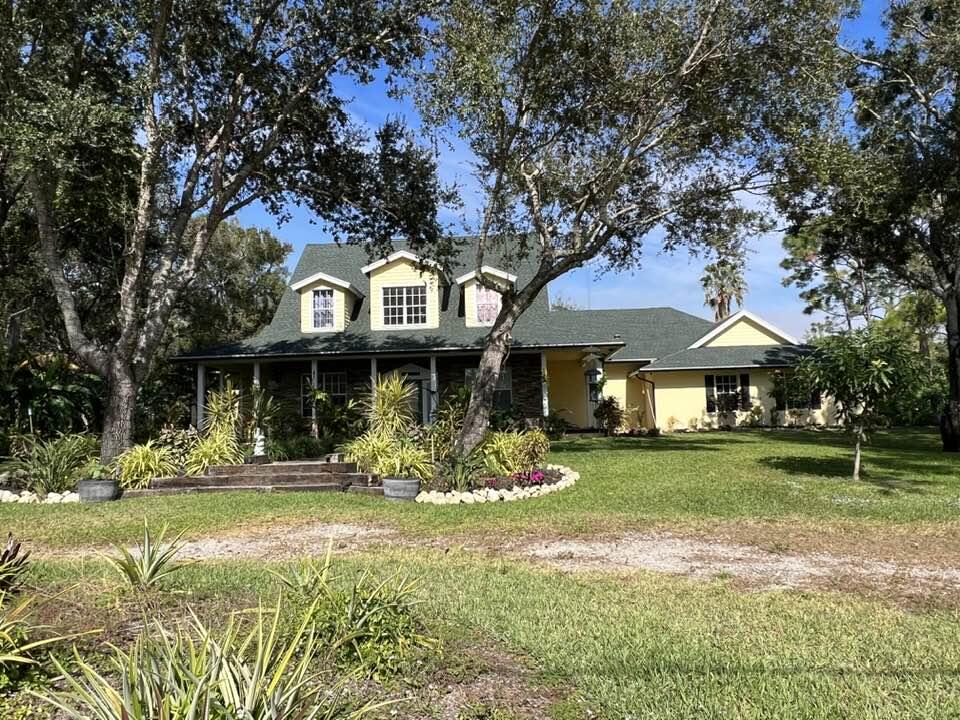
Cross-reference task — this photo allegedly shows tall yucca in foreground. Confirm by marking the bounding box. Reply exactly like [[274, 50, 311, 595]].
[[35, 601, 385, 720]]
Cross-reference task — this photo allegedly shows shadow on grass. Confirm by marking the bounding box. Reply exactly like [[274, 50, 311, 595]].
[[759, 455, 943, 495], [552, 436, 728, 453]]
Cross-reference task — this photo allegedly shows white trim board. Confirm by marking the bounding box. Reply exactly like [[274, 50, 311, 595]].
[[454, 266, 518, 285], [290, 271, 364, 297], [687, 310, 798, 348], [360, 250, 447, 277]]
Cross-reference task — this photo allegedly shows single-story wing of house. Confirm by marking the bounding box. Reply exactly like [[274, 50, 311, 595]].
[[175, 242, 835, 431]]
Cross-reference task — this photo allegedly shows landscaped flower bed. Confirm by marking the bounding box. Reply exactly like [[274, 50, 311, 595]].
[[415, 464, 579, 505]]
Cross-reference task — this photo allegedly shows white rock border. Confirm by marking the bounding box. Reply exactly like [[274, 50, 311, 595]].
[[0, 489, 80, 505], [415, 464, 579, 505]]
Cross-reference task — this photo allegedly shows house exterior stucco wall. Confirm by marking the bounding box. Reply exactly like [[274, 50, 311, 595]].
[[603, 364, 654, 430], [546, 351, 589, 427], [645, 368, 836, 430]]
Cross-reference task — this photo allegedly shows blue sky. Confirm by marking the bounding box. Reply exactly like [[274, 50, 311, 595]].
[[238, 1, 887, 339]]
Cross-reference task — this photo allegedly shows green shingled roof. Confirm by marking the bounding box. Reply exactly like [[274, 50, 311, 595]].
[[175, 241, 720, 361], [642, 344, 813, 371]]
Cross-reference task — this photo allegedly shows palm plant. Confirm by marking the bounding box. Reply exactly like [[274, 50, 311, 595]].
[[701, 258, 747, 322], [105, 521, 188, 591]]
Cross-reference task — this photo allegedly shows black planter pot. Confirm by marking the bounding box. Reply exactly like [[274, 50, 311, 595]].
[[382, 477, 420, 502], [77, 479, 120, 503]]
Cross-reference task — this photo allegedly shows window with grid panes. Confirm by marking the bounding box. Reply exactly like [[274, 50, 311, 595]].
[[382, 285, 427, 326]]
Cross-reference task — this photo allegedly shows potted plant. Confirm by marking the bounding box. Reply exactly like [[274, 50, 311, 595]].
[[77, 461, 120, 503], [381, 442, 431, 502]]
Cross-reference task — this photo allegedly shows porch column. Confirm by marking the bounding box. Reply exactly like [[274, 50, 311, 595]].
[[540, 352, 549, 417], [252, 361, 261, 387], [196, 363, 206, 429], [429, 354, 438, 423], [310, 359, 318, 437], [370, 357, 378, 394]]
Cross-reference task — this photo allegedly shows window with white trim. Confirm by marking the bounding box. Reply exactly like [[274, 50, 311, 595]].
[[382, 285, 427, 326], [312, 288, 335, 329], [465, 368, 513, 412], [301, 372, 348, 417], [475, 285, 501, 325], [705, 373, 749, 413]]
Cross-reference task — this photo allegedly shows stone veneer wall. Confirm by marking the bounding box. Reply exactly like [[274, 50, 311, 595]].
[[436, 352, 543, 421]]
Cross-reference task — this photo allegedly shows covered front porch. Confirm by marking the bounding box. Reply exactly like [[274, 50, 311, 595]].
[[191, 351, 551, 431]]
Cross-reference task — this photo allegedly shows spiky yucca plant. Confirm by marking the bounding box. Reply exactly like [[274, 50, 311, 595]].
[[105, 521, 188, 591], [35, 601, 384, 720]]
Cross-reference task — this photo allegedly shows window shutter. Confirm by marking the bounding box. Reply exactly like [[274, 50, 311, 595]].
[[810, 388, 822, 410], [705, 375, 716, 413], [739, 373, 751, 411]]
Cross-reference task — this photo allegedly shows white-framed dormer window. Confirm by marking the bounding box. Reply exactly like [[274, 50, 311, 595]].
[[475, 285, 501, 325], [383, 285, 427, 327], [312, 288, 335, 330]]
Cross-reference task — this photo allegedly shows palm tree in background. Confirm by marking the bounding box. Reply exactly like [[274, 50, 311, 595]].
[[701, 258, 747, 322]]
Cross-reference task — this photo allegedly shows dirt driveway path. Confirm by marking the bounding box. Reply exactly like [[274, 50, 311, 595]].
[[163, 520, 960, 606]]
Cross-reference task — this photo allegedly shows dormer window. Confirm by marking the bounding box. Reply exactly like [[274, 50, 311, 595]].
[[476, 285, 501, 325], [312, 288, 335, 329], [383, 285, 428, 327]]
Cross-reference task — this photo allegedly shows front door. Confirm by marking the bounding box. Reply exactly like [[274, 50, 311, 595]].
[[585, 367, 602, 428]]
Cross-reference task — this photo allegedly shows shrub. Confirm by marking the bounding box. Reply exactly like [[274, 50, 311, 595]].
[[482, 429, 550, 476], [543, 411, 571, 440], [434, 450, 485, 492], [427, 386, 471, 462], [343, 432, 431, 479], [593, 396, 624, 434], [115, 440, 178, 489], [155, 426, 199, 467], [184, 429, 244, 475], [267, 434, 332, 461], [37, 600, 353, 720], [106, 521, 187, 592], [275, 544, 438, 677], [14, 433, 99, 496]]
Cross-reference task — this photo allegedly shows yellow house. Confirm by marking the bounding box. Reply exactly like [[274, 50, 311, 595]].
[[179, 243, 833, 432]]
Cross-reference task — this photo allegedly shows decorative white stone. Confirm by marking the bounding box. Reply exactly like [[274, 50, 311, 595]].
[[62, 492, 80, 503]]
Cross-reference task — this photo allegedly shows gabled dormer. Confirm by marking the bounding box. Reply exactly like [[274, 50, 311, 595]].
[[291, 271, 364, 333], [455, 266, 516, 328], [361, 250, 446, 331]]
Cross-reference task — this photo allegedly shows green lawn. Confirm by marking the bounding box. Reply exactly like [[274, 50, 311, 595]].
[[4, 428, 959, 549], [11, 428, 960, 719], [31, 551, 960, 719]]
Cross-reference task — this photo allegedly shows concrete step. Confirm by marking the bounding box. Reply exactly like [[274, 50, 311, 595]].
[[208, 461, 357, 476], [150, 473, 372, 489]]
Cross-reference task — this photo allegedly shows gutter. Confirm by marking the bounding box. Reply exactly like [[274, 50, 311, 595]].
[[171, 340, 627, 363]]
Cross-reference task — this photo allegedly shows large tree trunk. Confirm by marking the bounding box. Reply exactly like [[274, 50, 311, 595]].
[[942, 292, 960, 453], [455, 305, 519, 456], [100, 360, 138, 463]]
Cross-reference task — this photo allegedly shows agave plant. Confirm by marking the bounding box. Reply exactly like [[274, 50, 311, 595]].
[[105, 521, 188, 591], [36, 601, 383, 720]]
